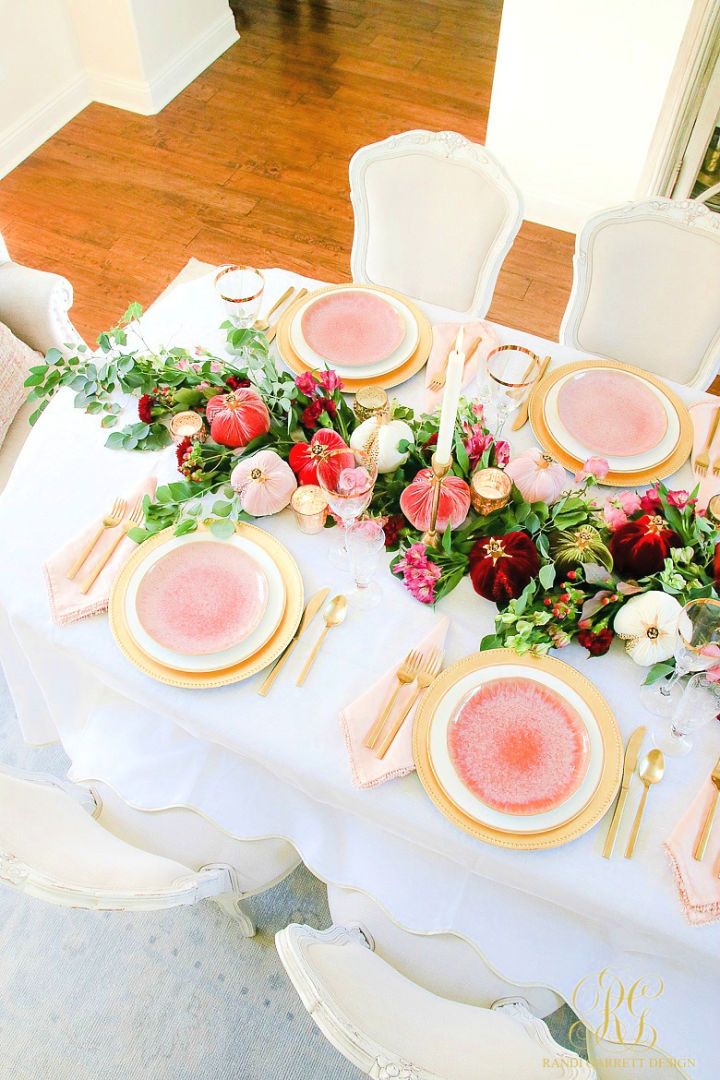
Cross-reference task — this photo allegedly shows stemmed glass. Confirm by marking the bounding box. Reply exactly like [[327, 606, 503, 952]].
[[485, 345, 541, 435], [345, 518, 386, 610], [641, 598, 720, 717], [316, 446, 378, 568], [214, 265, 265, 329], [651, 671, 720, 757]]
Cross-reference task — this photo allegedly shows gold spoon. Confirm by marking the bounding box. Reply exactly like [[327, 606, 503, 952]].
[[252, 285, 295, 333], [296, 595, 348, 686], [624, 749, 665, 859]]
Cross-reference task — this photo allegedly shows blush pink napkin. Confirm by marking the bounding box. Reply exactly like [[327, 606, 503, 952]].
[[689, 401, 720, 511], [424, 321, 498, 413], [44, 479, 156, 626], [339, 616, 450, 789], [664, 779, 720, 925]]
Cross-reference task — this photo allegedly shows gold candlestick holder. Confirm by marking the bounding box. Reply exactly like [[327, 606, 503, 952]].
[[421, 454, 452, 548]]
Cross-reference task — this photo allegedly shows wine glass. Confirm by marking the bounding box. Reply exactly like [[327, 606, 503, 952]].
[[214, 265, 265, 329], [485, 345, 541, 435], [651, 671, 720, 757], [641, 598, 720, 717], [345, 518, 386, 610], [316, 445, 378, 568]]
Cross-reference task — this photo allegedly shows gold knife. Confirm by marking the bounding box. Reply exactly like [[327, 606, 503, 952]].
[[267, 287, 308, 345], [257, 586, 329, 696], [602, 725, 646, 859], [511, 354, 550, 431]]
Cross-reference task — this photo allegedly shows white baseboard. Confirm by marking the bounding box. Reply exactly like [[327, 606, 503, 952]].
[[0, 73, 91, 180], [89, 11, 239, 116]]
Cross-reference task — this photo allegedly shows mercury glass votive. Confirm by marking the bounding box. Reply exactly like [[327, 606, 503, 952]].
[[291, 485, 329, 534], [353, 386, 389, 422], [470, 467, 512, 515], [170, 411, 205, 443], [707, 494, 720, 525]]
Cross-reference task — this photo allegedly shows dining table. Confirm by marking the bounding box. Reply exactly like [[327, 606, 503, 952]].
[[0, 260, 718, 1078]]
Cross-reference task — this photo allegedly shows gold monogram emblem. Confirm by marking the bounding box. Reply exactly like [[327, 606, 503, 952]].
[[571, 968, 664, 1048]]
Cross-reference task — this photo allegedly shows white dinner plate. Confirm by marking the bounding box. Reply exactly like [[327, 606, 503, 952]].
[[289, 287, 419, 378], [428, 663, 604, 834], [124, 531, 286, 673], [543, 368, 681, 472]]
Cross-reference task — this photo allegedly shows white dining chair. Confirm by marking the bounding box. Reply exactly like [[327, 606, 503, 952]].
[[349, 130, 523, 316], [559, 195, 720, 390], [0, 765, 268, 934]]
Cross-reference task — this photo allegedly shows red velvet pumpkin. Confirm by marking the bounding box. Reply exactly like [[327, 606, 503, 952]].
[[206, 388, 270, 448], [289, 430, 354, 487], [609, 514, 680, 578], [469, 531, 540, 603]]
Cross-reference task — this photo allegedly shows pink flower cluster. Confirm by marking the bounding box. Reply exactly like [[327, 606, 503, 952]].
[[295, 370, 343, 429], [603, 486, 697, 530], [393, 543, 441, 604], [461, 421, 510, 470], [175, 358, 223, 374]]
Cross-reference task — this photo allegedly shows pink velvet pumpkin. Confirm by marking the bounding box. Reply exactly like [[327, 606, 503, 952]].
[[505, 448, 567, 505], [206, 388, 271, 448], [230, 450, 297, 517], [400, 468, 471, 532]]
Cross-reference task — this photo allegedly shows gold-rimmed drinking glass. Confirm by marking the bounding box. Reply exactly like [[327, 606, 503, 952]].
[[316, 445, 378, 568], [214, 265, 265, 328], [641, 597, 720, 717], [485, 345, 541, 435]]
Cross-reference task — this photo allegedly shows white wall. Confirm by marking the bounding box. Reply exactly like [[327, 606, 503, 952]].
[[0, 0, 238, 178], [0, 0, 89, 178], [486, 0, 694, 232]]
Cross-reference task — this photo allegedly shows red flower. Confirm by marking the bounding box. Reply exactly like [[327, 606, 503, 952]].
[[295, 372, 318, 397], [323, 398, 337, 419], [138, 394, 155, 424], [609, 514, 680, 578], [713, 542, 720, 590], [423, 432, 438, 450], [226, 375, 250, 391], [301, 400, 324, 429], [469, 531, 540, 604], [319, 369, 343, 393], [382, 514, 405, 549], [639, 486, 662, 514], [578, 627, 613, 657], [289, 430, 353, 486], [176, 436, 192, 470]]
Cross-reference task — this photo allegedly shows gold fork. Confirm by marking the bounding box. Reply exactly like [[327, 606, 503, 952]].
[[66, 497, 127, 580], [694, 406, 720, 478], [267, 288, 308, 345], [364, 650, 422, 750], [375, 649, 443, 759], [80, 499, 144, 594], [694, 757, 720, 861], [427, 337, 482, 393]]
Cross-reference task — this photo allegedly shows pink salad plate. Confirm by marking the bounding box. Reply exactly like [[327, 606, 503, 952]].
[[135, 541, 268, 656], [300, 290, 406, 367], [556, 368, 668, 457], [447, 677, 590, 816]]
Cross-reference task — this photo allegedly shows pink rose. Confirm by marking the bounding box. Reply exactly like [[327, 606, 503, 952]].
[[603, 503, 628, 530], [574, 457, 610, 483], [619, 491, 642, 515]]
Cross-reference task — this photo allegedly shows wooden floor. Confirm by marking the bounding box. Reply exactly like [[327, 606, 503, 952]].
[[0, 0, 575, 344]]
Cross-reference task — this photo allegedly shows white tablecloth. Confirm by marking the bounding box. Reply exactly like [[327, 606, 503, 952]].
[[1, 265, 718, 1077]]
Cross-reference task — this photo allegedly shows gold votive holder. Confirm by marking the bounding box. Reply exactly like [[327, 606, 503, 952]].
[[170, 411, 205, 443], [470, 468, 512, 515], [707, 494, 720, 525], [291, 485, 329, 534], [353, 386, 389, 422]]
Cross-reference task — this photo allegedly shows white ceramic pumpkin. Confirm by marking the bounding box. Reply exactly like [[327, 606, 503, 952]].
[[505, 447, 567, 504], [230, 449, 297, 516], [350, 416, 414, 474], [613, 591, 683, 666]]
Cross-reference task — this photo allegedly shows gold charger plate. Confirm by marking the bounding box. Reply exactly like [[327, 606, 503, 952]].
[[528, 359, 693, 487], [109, 523, 304, 689], [413, 649, 623, 851], [275, 283, 433, 391]]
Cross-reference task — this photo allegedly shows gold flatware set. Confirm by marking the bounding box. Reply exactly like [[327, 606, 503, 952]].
[[624, 749, 665, 859], [602, 726, 667, 860], [693, 405, 720, 478], [511, 354, 551, 431], [365, 648, 443, 759], [66, 496, 144, 594], [257, 587, 330, 696], [694, 756, 720, 864], [602, 724, 646, 859], [263, 287, 308, 345], [296, 594, 347, 686]]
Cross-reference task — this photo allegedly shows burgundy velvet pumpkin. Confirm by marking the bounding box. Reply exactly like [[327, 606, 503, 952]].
[[206, 388, 270, 448], [469, 531, 540, 603], [608, 514, 680, 578]]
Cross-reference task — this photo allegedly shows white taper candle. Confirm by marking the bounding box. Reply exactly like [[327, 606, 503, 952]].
[[435, 328, 466, 466]]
